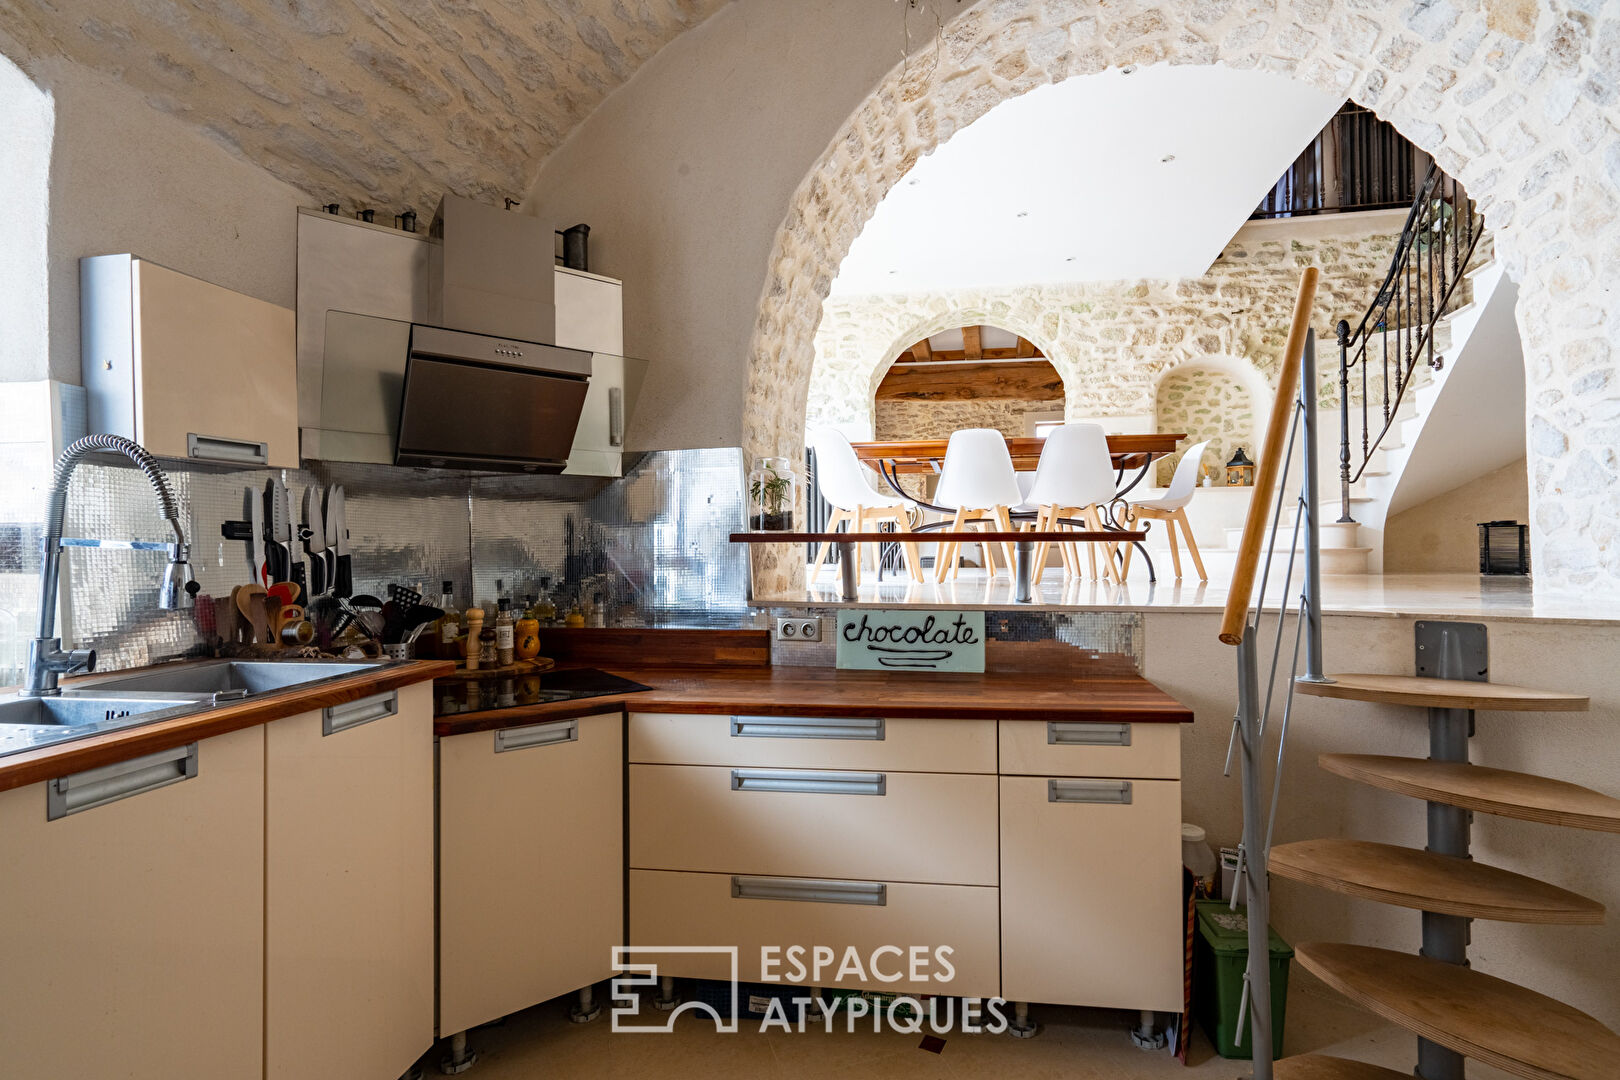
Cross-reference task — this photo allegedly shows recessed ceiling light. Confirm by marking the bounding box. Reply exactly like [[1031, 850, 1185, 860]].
[[1161, 154, 1176, 163], [1065, 256, 1076, 262], [1016, 210, 1029, 218], [1121, 65, 1137, 75]]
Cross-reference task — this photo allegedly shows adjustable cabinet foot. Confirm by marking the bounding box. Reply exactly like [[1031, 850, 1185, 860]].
[[653, 974, 680, 1012], [570, 982, 602, 1023], [439, 1031, 477, 1074], [1008, 1000, 1039, 1039], [1129, 1009, 1167, 1050]]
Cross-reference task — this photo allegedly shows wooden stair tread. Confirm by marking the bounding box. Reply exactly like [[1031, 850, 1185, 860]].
[[1296, 943, 1620, 1080], [1274, 1056, 1410, 1080], [1319, 755, 1620, 833], [1296, 673, 1588, 711], [1270, 839, 1604, 924]]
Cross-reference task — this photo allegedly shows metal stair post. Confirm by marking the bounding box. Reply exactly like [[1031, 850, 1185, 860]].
[[1236, 631, 1275, 1079], [1414, 621, 1484, 1080], [1300, 329, 1327, 683]]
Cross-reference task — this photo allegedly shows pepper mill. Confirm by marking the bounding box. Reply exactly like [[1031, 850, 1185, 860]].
[[463, 608, 484, 671]]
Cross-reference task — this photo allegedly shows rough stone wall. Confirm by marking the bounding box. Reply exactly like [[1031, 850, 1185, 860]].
[[808, 221, 1401, 437], [747, 0, 1620, 595], [0, 0, 728, 211], [873, 398, 1063, 441], [1155, 367, 1257, 485]]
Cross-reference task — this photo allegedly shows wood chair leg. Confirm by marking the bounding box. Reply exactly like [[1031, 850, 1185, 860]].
[[1164, 508, 1183, 580], [1085, 505, 1117, 584], [936, 508, 967, 583], [1120, 510, 1136, 580], [811, 508, 846, 582], [1177, 509, 1208, 582], [889, 509, 925, 583], [1030, 506, 1051, 580], [992, 505, 1016, 577]]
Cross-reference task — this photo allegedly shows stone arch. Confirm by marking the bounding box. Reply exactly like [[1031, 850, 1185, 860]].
[[807, 300, 1068, 439], [743, 0, 1620, 593], [1153, 355, 1269, 485]]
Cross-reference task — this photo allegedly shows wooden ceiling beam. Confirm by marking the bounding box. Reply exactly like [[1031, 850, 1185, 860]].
[[911, 337, 933, 363], [895, 346, 1045, 363], [961, 324, 983, 360], [876, 359, 1063, 402], [1015, 336, 1036, 358]]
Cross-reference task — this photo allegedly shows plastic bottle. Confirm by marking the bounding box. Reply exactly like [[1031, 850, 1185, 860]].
[[1182, 823, 1219, 897]]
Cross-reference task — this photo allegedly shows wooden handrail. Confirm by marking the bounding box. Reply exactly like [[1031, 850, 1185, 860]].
[[1219, 266, 1320, 646]]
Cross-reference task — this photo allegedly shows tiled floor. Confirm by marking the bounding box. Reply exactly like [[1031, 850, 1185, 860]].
[[414, 980, 1521, 1078], [768, 565, 1614, 625]]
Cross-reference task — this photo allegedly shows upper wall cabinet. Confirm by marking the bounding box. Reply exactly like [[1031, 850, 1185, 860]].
[[554, 267, 623, 356], [82, 255, 298, 468]]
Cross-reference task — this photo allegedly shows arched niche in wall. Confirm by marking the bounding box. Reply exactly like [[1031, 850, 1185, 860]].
[[1152, 357, 1268, 487], [873, 322, 1065, 441]]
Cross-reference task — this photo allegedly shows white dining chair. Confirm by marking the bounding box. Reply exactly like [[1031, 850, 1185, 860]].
[[807, 428, 923, 583], [932, 429, 1023, 582], [1123, 439, 1212, 581], [1023, 423, 1124, 581]]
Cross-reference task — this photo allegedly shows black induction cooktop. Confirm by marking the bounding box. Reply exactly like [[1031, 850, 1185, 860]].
[[433, 667, 653, 717]]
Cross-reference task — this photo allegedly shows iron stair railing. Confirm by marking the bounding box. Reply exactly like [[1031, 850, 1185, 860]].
[[1335, 162, 1484, 523]]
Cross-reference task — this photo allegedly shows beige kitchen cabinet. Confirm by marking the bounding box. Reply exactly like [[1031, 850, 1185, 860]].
[[999, 775, 1184, 1012], [554, 266, 623, 354], [264, 682, 435, 1080], [0, 727, 265, 1079], [82, 253, 298, 467], [438, 711, 624, 1036]]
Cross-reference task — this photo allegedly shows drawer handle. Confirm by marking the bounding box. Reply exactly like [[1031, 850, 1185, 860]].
[[323, 690, 397, 735], [730, 768, 886, 797], [495, 718, 578, 752], [608, 386, 625, 447], [187, 432, 269, 465], [48, 743, 197, 820], [730, 715, 885, 741], [731, 875, 887, 906], [1048, 722, 1132, 747], [1048, 779, 1133, 804]]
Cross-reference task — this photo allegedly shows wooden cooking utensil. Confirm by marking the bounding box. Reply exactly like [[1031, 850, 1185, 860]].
[[235, 584, 269, 644], [268, 581, 301, 606]]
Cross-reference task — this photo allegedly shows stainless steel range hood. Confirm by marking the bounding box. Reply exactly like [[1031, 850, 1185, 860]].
[[395, 325, 589, 472]]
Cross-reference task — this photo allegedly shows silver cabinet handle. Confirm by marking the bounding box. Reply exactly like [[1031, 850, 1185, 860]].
[[1048, 721, 1132, 746], [48, 743, 197, 820], [495, 718, 578, 753], [1048, 779, 1133, 804], [323, 689, 397, 735], [731, 875, 887, 906], [730, 715, 885, 741], [187, 432, 270, 465], [608, 386, 624, 447], [730, 768, 886, 796]]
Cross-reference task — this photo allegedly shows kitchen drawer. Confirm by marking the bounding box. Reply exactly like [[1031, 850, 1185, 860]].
[[630, 711, 994, 773], [630, 869, 1000, 998], [1000, 776, 1183, 1012], [999, 718, 1180, 779], [630, 763, 997, 886]]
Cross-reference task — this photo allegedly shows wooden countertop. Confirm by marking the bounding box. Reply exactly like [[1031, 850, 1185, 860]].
[[433, 663, 1194, 736], [0, 659, 453, 793]]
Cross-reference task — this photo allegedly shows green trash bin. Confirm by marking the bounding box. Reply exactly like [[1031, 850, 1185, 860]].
[[1193, 900, 1293, 1059]]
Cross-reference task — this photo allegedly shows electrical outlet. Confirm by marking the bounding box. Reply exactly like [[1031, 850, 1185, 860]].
[[776, 617, 821, 642]]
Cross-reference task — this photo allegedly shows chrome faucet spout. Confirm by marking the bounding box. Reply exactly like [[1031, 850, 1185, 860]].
[[24, 435, 193, 697]]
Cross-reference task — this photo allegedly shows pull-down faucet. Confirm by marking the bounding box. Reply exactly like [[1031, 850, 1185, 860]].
[[23, 435, 195, 697]]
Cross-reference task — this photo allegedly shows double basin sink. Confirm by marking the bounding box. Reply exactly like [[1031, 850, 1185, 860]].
[[0, 660, 398, 757]]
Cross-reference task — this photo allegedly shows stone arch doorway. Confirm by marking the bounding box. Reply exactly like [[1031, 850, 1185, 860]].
[[808, 304, 1069, 440], [742, 1, 1619, 593]]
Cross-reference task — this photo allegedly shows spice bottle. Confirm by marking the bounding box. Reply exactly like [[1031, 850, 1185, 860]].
[[479, 624, 497, 668], [495, 598, 515, 667]]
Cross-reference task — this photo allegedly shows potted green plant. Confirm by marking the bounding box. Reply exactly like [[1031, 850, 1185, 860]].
[[748, 457, 796, 531]]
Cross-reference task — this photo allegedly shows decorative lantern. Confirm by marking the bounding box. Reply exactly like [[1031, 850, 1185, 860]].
[[1224, 446, 1256, 487]]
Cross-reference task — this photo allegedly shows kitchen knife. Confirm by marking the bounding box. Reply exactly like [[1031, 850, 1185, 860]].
[[249, 487, 266, 585], [330, 485, 352, 599], [265, 479, 287, 584], [303, 487, 327, 597], [282, 481, 306, 595]]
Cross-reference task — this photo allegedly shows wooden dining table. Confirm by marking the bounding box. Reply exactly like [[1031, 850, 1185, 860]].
[[846, 432, 1187, 581]]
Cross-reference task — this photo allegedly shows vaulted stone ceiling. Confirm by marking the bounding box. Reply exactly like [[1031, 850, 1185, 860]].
[[0, 0, 729, 211]]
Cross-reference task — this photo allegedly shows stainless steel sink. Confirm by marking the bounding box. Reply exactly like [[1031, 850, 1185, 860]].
[[0, 694, 203, 757], [84, 659, 395, 699]]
